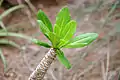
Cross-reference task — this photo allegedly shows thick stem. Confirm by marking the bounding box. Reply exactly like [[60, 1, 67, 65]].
[[28, 48, 56, 80]]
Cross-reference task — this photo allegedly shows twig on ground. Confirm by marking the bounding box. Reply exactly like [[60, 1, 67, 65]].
[[106, 40, 110, 80], [78, 61, 98, 78], [25, 0, 37, 13], [49, 69, 57, 80], [20, 50, 34, 72], [100, 0, 119, 28], [17, 0, 37, 27], [59, 66, 63, 80], [25, 9, 37, 27], [101, 61, 106, 80], [72, 73, 78, 80]]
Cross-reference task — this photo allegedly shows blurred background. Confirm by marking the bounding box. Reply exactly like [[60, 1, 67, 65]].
[[0, 0, 120, 80]]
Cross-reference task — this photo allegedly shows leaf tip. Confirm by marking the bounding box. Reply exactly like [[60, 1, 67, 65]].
[[66, 64, 72, 69], [91, 33, 99, 40]]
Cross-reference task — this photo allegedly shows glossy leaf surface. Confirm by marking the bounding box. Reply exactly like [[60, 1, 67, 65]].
[[55, 7, 71, 37], [64, 33, 98, 48], [37, 10, 53, 31], [48, 32, 60, 48], [37, 20, 50, 37], [56, 49, 71, 69], [54, 24, 60, 36], [62, 20, 77, 40], [57, 20, 77, 48]]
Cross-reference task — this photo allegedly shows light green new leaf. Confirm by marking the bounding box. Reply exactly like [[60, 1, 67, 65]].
[[57, 39, 68, 48], [62, 20, 77, 40], [64, 33, 98, 48], [56, 7, 71, 37], [56, 49, 71, 69], [37, 10, 53, 31], [54, 24, 60, 35], [48, 32, 60, 48], [57, 20, 77, 48]]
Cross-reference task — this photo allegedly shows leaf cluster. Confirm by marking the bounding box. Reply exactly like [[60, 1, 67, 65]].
[[36, 7, 98, 69]]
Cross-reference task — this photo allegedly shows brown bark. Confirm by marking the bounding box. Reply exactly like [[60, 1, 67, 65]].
[[28, 48, 56, 80]]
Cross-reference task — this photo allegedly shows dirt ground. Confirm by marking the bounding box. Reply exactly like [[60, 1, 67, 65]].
[[0, 0, 120, 80]]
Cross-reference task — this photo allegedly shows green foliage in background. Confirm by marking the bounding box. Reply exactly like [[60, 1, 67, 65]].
[[0, 4, 50, 71], [0, 4, 25, 71], [0, 49, 7, 72], [37, 6, 98, 69]]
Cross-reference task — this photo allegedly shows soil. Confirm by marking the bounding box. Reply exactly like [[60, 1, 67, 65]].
[[0, 0, 120, 80]]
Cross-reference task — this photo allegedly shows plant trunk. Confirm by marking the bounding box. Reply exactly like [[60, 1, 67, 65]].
[[28, 48, 56, 80]]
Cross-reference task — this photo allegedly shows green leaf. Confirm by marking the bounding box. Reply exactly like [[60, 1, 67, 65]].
[[64, 33, 98, 48], [56, 49, 71, 69], [56, 7, 71, 37], [32, 39, 51, 48], [57, 20, 77, 48], [48, 32, 60, 48], [37, 10, 53, 31], [54, 24, 60, 35], [57, 39, 68, 48], [0, 49, 7, 72], [62, 20, 77, 40], [37, 20, 50, 37]]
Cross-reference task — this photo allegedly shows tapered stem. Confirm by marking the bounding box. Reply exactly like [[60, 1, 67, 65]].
[[28, 48, 56, 80]]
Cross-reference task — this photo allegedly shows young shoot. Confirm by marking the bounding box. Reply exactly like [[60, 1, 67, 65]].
[[36, 6, 98, 69]]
